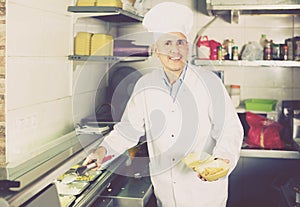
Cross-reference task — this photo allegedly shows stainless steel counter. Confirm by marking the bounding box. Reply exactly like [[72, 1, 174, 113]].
[[240, 148, 300, 159], [228, 148, 300, 207], [2, 129, 299, 207], [99, 176, 153, 207], [0, 131, 108, 207]]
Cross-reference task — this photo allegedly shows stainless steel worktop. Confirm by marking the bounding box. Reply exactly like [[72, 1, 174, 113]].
[[240, 148, 300, 159]]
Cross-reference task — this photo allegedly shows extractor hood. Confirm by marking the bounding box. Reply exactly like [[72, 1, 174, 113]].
[[206, 0, 300, 23]]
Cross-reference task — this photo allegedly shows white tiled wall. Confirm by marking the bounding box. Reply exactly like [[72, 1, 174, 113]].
[[7, 2, 72, 57], [72, 61, 110, 125], [6, 1, 74, 163], [6, 57, 71, 110], [6, 98, 73, 165], [6, 0, 117, 164]]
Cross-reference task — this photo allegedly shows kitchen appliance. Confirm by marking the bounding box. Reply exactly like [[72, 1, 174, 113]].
[[279, 100, 300, 148]]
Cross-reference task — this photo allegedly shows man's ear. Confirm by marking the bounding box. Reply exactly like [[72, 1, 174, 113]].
[[152, 44, 159, 57]]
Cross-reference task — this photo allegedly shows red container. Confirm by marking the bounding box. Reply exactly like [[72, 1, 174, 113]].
[[197, 36, 221, 60]]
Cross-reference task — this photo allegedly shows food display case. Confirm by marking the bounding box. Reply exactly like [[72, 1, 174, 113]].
[[0, 131, 153, 207]]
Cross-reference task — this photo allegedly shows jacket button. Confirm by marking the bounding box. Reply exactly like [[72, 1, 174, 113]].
[[171, 134, 174, 138], [172, 158, 175, 161]]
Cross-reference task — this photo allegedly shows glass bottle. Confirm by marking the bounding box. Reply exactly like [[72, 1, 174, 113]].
[[232, 46, 239, 60], [263, 40, 273, 60], [227, 39, 234, 60]]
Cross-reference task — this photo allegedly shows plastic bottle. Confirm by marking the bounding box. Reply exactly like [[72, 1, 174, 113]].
[[260, 34, 267, 48], [217, 45, 223, 61], [230, 85, 240, 108]]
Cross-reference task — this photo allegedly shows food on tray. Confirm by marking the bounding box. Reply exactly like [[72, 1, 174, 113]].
[[195, 159, 230, 182], [76, 172, 97, 181], [70, 164, 81, 170], [55, 181, 88, 195], [182, 152, 212, 169], [201, 167, 224, 176], [58, 170, 100, 182], [182, 152, 230, 181]]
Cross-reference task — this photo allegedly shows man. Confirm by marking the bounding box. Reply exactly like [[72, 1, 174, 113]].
[[83, 2, 243, 206]]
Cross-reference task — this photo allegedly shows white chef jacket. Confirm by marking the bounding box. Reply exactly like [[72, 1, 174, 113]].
[[101, 64, 244, 207]]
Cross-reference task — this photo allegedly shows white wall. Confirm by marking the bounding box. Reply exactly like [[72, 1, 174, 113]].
[[6, 0, 73, 164], [5, 0, 116, 165]]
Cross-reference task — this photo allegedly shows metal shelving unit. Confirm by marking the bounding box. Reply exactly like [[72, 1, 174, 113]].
[[192, 59, 300, 68], [67, 6, 143, 23], [69, 55, 119, 62], [68, 55, 148, 62], [68, 6, 147, 63], [206, 0, 300, 24]]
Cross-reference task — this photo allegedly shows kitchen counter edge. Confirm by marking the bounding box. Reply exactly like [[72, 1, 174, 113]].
[[240, 148, 300, 159]]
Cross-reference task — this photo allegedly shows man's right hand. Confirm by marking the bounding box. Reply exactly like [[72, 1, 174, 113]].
[[82, 146, 107, 170]]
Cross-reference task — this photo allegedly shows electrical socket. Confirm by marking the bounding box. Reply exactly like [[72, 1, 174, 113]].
[[16, 113, 38, 131]]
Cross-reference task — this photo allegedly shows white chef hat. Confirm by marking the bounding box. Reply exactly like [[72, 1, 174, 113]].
[[142, 2, 194, 41]]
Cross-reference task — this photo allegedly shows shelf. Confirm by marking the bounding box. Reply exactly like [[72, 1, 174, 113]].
[[207, 4, 300, 15], [68, 55, 148, 62], [67, 6, 143, 23], [206, 0, 300, 23], [192, 59, 300, 67], [236, 107, 277, 114]]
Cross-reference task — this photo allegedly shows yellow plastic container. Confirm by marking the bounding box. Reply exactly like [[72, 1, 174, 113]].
[[90, 34, 113, 56], [76, 0, 95, 6], [74, 32, 92, 56], [95, 0, 122, 8], [182, 152, 230, 181], [195, 159, 230, 182], [182, 152, 212, 169]]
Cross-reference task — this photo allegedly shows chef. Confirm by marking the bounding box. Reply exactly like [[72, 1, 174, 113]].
[[83, 2, 244, 207]]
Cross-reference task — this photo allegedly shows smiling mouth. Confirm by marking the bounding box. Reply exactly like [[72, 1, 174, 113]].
[[169, 56, 182, 61]]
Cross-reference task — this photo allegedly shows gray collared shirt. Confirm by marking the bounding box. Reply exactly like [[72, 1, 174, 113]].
[[162, 63, 188, 101]]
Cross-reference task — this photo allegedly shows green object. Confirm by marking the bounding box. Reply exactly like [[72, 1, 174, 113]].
[[245, 99, 277, 112]]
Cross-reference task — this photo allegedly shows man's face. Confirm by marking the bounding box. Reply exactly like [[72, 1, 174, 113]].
[[155, 32, 189, 73]]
